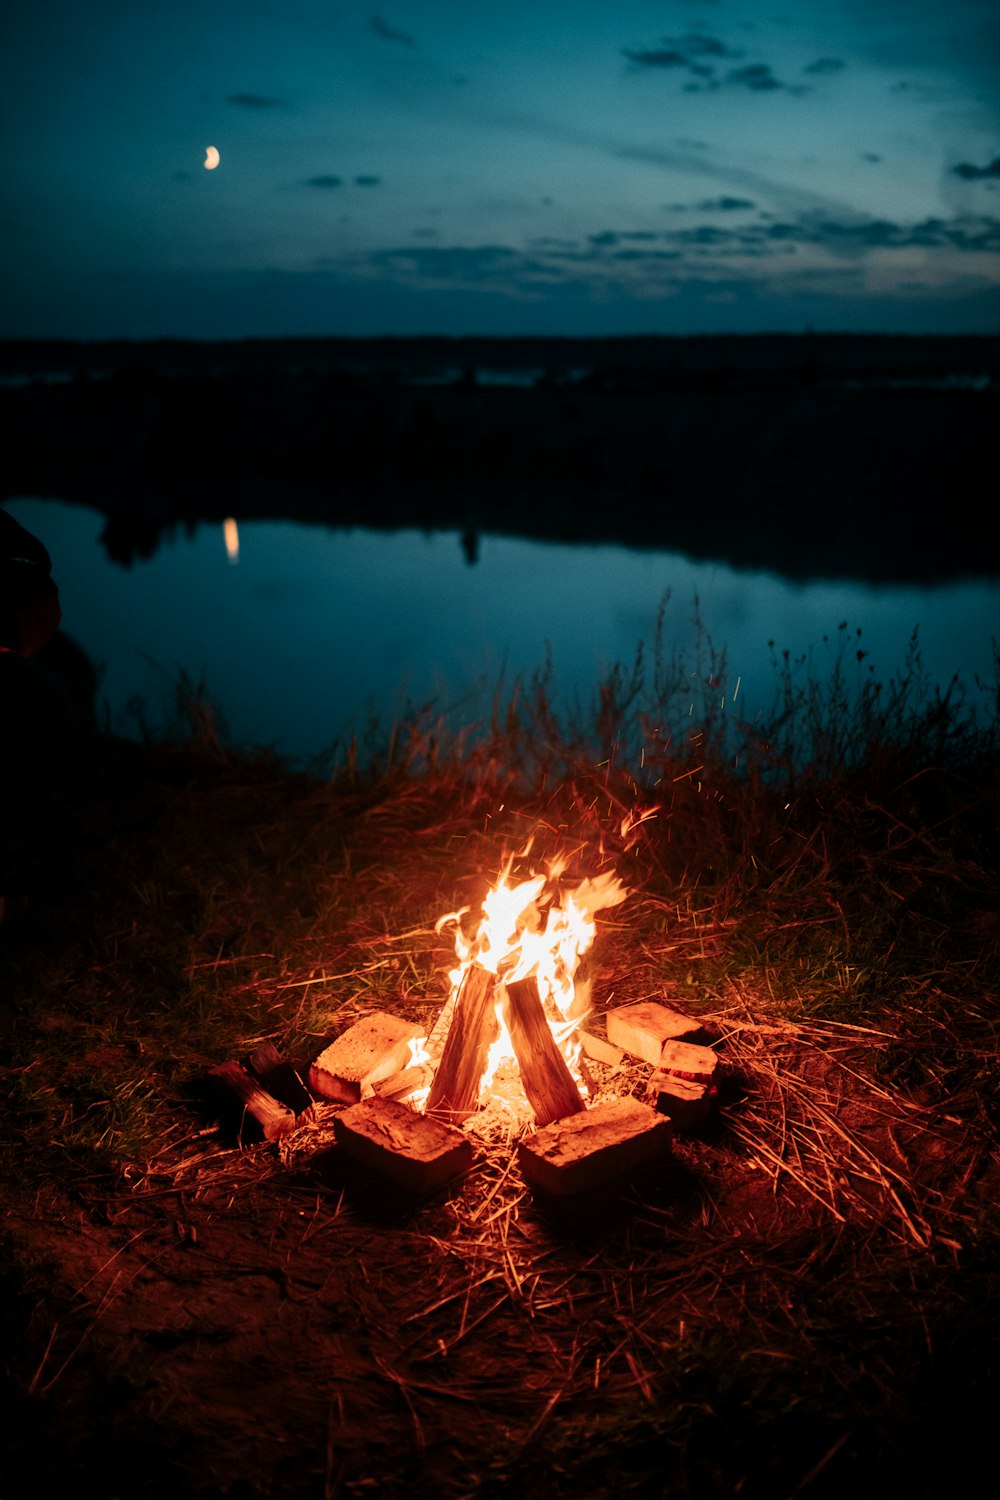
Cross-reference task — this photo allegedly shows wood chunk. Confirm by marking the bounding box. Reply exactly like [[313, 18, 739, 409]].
[[645, 1070, 717, 1133], [333, 1098, 474, 1196], [425, 964, 499, 1124], [659, 1039, 718, 1083], [606, 1002, 704, 1064], [371, 1065, 431, 1102], [308, 1012, 425, 1104], [246, 1041, 315, 1120], [503, 976, 585, 1128], [579, 1030, 624, 1067], [208, 1060, 296, 1146], [516, 1097, 671, 1197]]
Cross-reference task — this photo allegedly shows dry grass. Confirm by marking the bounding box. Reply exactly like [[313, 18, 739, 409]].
[[1, 640, 998, 1498]]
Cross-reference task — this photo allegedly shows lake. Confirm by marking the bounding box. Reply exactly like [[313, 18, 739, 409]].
[[5, 496, 998, 767]]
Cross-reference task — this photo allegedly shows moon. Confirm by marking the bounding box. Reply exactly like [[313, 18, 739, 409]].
[[204, 145, 220, 170]]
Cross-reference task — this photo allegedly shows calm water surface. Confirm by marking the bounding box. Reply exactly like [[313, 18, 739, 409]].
[[6, 498, 998, 765]]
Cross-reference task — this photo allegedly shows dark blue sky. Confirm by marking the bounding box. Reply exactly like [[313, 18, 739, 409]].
[[2, 0, 998, 337]]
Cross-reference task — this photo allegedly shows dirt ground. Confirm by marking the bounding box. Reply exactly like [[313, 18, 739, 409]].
[[5, 1024, 998, 1500], [2, 728, 998, 1500]]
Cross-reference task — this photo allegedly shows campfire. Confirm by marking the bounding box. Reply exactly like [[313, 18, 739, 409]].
[[420, 862, 627, 1125], [210, 857, 720, 1199]]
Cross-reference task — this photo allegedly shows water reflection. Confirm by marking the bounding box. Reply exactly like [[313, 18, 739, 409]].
[[4, 497, 997, 767]]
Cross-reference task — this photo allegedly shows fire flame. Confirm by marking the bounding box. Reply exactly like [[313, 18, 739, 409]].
[[431, 862, 626, 1109]]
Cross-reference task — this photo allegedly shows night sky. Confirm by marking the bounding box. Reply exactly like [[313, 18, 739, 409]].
[[2, 0, 999, 338]]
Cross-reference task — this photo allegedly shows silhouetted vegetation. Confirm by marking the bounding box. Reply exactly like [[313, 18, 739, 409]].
[[2, 334, 997, 581]]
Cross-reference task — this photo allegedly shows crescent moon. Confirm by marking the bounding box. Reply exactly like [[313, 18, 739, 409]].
[[204, 145, 220, 170]]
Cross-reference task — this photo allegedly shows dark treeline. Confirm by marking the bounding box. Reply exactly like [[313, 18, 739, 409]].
[[2, 334, 997, 582]]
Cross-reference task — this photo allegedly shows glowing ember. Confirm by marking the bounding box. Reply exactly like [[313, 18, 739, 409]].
[[428, 861, 627, 1118]]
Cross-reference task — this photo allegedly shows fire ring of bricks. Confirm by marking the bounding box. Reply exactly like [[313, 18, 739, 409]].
[[207, 868, 723, 1203]]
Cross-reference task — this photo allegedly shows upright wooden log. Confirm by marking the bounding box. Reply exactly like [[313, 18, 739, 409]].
[[503, 976, 585, 1127], [425, 964, 499, 1124]]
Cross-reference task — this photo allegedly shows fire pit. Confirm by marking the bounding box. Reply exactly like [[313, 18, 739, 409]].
[[210, 859, 720, 1198]]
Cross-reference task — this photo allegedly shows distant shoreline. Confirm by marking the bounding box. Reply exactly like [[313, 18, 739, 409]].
[[3, 333, 997, 584]]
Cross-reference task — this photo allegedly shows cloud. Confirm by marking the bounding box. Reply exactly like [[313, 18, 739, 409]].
[[725, 64, 799, 93], [306, 175, 343, 189], [953, 157, 1000, 180], [624, 35, 805, 94], [623, 47, 703, 72], [802, 58, 846, 75], [622, 31, 741, 78], [371, 16, 415, 47], [713, 212, 1000, 255], [369, 245, 520, 284], [227, 93, 284, 109], [696, 196, 757, 212], [576, 212, 1000, 264], [354, 175, 382, 187]]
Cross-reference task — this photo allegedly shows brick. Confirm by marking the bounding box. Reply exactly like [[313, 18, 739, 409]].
[[658, 1039, 718, 1083], [333, 1098, 474, 1195], [308, 1012, 425, 1104], [516, 1097, 672, 1197], [605, 1002, 704, 1065]]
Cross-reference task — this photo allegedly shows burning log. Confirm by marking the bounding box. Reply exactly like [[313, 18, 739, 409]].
[[645, 1071, 717, 1133], [208, 1060, 297, 1146], [606, 1002, 706, 1065], [503, 975, 585, 1128], [246, 1041, 315, 1120], [334, 1098, 474, 1196], [308, 1012, 425, 1104], [425, 964, 499, 1124], [517, 1097, 672, 1197]]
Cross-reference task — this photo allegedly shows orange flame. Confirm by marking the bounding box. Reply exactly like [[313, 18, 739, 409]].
[[432, 861, 626, 1106]]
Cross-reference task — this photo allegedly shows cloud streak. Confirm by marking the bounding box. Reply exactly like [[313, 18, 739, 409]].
[[371, 16, 416, 48], [227, 92, 284, 109], [624, 31, 808, 93], [623, 31, 741, 78], [953, 157, 1000, 180]]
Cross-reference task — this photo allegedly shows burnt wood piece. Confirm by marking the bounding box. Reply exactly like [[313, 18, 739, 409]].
[[606, 1002, 706, 1064], [208, 1061, 296, 1146], [246, 1041, 315, 1120], [308, 1012, 426, 1104], [425, 964, 498, 1124], [334, 1098, 474, 1196], [503, 976, 585, 1128], [645, 1070, 717, 1133], [517, 1098, 672, 1197]]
